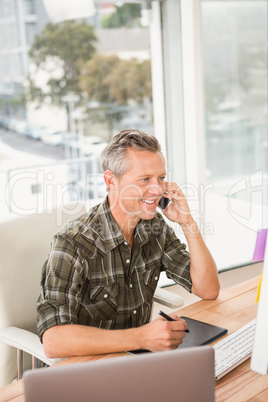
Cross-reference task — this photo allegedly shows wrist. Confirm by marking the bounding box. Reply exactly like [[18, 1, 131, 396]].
[[179, 219, 200, 237], [135, 324, 147, 350]]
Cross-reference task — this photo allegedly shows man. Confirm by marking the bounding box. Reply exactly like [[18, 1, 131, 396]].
[[37, 129, 220, 358]]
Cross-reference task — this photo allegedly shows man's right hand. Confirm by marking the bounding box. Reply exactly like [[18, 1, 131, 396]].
[[138, 314, 188, 351]]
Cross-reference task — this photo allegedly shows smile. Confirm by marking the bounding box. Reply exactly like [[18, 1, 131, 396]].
[[141, 199, 155, 205]]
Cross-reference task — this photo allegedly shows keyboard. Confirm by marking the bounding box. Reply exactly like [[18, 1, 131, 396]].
[[213, 319, 256, 380]]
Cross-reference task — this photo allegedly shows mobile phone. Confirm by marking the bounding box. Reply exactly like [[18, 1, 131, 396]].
[[158, 196, 171, 210]]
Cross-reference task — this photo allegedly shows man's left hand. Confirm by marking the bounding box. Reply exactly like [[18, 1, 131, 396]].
[[162, 182, 193, 226]]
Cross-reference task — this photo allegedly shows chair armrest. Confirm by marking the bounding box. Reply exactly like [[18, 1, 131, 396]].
[[153, 287, 184, 309], [0, 327, 64, 367]]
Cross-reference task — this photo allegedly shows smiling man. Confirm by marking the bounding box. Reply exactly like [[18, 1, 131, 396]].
[[37, 129, 220, 358]]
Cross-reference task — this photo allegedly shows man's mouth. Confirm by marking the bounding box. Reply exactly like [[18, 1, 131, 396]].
[[141, 199, 155, 205]]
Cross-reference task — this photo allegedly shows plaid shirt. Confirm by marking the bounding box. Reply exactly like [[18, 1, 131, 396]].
[[37, 197, 192, 340]]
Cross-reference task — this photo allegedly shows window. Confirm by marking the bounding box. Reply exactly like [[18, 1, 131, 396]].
[[201, 0, 267, 269], [163, 0, 267, 270], [23, 0, 36, 15], [25, 21, 37, 44], [202, 1, 267, 180], [0, 0, 14, 17], [0, 1, 154, 219]]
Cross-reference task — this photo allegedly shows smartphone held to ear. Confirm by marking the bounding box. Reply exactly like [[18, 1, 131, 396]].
[[158, 196, 171, 210]]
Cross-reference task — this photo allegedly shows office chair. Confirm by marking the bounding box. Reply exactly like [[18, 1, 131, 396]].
[[0, 202, 86, 387], [0, 202, 184, 387]]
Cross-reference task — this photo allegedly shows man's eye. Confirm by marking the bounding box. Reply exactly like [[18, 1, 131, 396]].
[[141, 178, 149, 182], [159, 177, 165, 181]]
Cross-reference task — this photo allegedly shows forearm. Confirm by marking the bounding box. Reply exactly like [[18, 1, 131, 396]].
[[43, 324, 143, 358], [43, 315, 188, 358], [181, 219, 220, 299]]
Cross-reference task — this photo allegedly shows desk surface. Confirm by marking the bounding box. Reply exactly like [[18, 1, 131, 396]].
[[1, 276, 268, 402]]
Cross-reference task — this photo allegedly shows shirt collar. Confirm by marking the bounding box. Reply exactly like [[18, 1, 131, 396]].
[[79, 196, 164, 255], [79, 196, 125, 254]]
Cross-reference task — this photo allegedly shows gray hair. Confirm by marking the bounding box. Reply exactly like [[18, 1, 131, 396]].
[[101, 129, 162, 177]]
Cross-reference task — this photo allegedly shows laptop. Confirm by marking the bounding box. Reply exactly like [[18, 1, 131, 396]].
[[24, 346, 215, 402]]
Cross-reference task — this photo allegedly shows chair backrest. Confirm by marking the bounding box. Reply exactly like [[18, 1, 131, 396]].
[[0, 202, 86, 387]]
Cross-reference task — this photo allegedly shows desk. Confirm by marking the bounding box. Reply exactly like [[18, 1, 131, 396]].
[[1, 276, 268, 402]]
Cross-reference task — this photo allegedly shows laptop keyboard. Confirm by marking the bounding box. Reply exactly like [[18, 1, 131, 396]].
[[213, 319, 256, 380]]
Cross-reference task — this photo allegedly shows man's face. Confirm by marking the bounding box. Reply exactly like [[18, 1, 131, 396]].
[[113, 148, 166, 221]]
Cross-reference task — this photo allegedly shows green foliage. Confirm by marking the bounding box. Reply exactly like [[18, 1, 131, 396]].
[[27, 20, 97, 105], [0, 96, 26, 108], [26, 19, 152, 111], [79, 54, 120, 103], [79, 54, 152, 105], [102, 4, 142, 29]]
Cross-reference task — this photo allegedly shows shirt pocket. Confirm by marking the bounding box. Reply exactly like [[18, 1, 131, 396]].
[[88, 283, 119, 321], [143, 265, 161, 302]]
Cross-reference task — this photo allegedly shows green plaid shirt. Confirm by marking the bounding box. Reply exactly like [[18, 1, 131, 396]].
[[37, 197, 192, 340]]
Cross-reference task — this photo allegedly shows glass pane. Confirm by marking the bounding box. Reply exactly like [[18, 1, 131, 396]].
[[25, 22, 37, 44], [0, 1, 153, 219], [201, 0, 268, 269], [23, 0, 36, 15]]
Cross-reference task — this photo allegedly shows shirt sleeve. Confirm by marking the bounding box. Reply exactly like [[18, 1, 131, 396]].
[[161, 226, 192, 292], [36, 235, 84, 341]]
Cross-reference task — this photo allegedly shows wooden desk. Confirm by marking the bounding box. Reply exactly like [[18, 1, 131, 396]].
[[1, 276, 268, 402]]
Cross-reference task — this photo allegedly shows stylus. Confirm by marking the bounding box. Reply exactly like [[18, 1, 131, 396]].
[[158, 310, 190, 332]]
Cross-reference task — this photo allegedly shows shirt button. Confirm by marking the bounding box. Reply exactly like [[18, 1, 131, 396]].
[[155, 276, 158, 281], [130, 284, 133, 288], [104, 294, 108, 299], [133, 310, 137, 315], [124, 241, 128, 245], [126, 259, 130, 264]]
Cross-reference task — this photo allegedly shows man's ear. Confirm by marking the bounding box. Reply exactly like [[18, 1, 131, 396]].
[[104, 170, 115, 190]]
